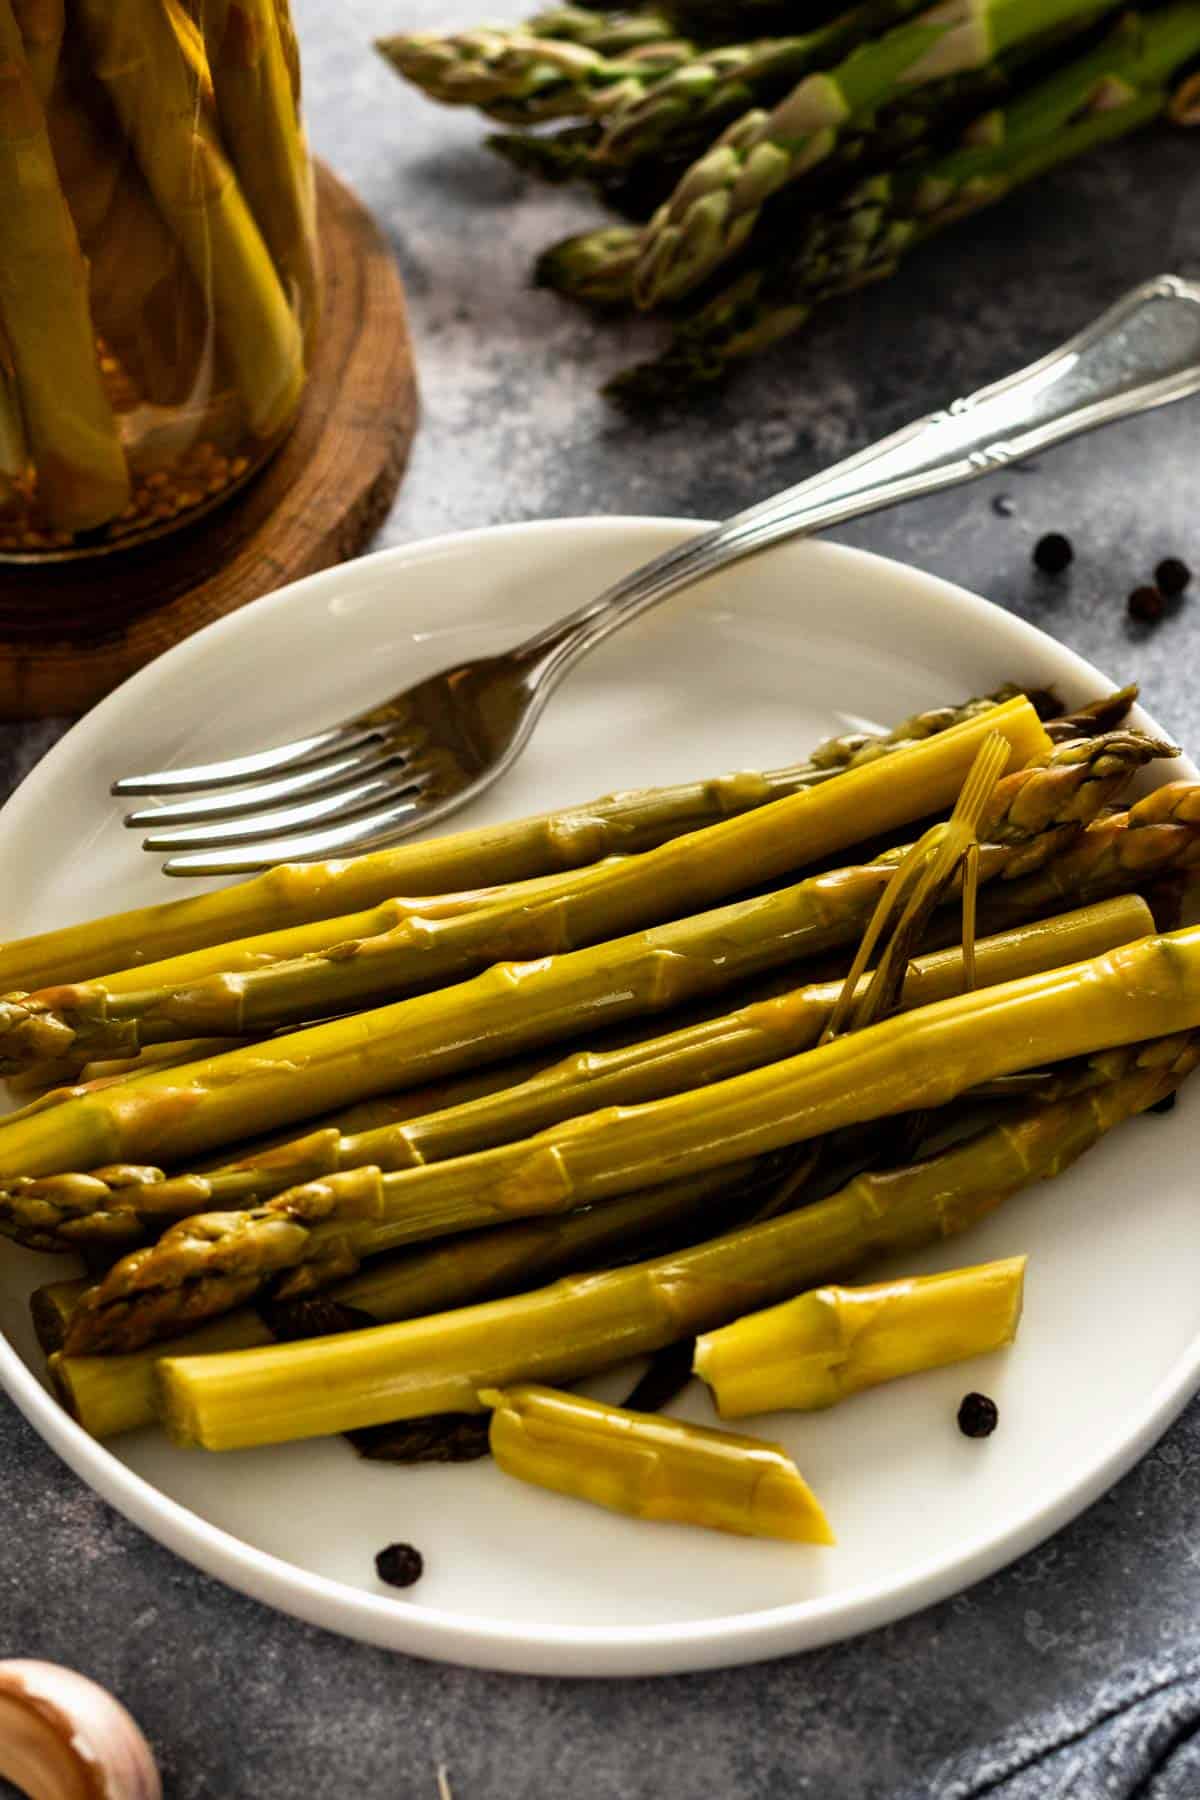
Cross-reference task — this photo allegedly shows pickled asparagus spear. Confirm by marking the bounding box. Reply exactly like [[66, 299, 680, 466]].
[[482, 1384, 835, 1542], [47, 65, 211, 408], [0, 700, 1062, 1068], [51, 1310, 273, 1441], [30, 1275, 87, 1355], [0, 355, 25, 493], [377, 27, 696, 125], [0, 702, 1048, 1175], [0, 0, 129, 532], [6, 898, 1145, 1247], [0, 686, 1034, 996], [50, 1158, 767, 1437], [980, 781, 1200, 929], [694, 1256, 1026, 1415], [11, 0, 63, 100], [156, 1043, 1197, 1449], [205, 0, 320, 342], [632, 0, 1122, 307], [67, 924, 1200, 1357], [75, 0, 303, 440], [0, 858, 639, 1070]]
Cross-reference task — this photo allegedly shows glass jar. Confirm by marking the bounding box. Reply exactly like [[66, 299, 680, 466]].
[[0, 0, 319, 558]]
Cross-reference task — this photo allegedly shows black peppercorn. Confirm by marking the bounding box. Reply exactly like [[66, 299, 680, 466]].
[[1128, 585, 1166, 624], [1155, 557, 1192, 598], [992, 494, 1016, 519], [1149, 1091, 1178, 1116], [957, 1392, 999, 1439], [1033, 533, 1073, 575], [375, 1542, 424, 1589]]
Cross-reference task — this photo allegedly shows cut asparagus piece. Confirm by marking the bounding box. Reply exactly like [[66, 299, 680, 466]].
[[156, 1041, 1198, 1449], [0, 686, 1030, 995], [694, 1255, 1026, 1414], [66, 921, 1200, 1357], [482, 1384, 836, 1542], [4, 897, 1146, 1248]]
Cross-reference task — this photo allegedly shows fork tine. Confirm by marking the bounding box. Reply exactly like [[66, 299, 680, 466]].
[[122, 744, 418, 828], [160, 783, 470, 877], [140, 765, 438, 852], [111, 724, 384, 796]]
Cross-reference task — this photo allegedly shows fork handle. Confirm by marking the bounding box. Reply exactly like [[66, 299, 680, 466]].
[[517, 276, 1200, 689]]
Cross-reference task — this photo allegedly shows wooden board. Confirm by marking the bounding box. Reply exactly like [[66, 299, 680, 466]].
[[0, 162, 418, 720]]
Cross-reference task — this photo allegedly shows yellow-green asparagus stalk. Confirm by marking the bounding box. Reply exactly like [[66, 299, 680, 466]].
[[11, 0, 62, 101], [979, 781, 1200, 930], [0, 0, 129, 533], [0, 686, 1035, 995], [0, 699, 1061, 1069], [694, 1255, 1026, 1415], [30, 1275, 88, 1354], [0, 327, 26, 497], [47, 58, 212, 410], [1, 722, 1151, 1074], [155, 1040, 1197, 1449], [49, 1158, 767, 1437], [75, 0, 304, 441], [205, 0, 320, 345], [0, 856, 638, 1070], [482, 1384, 835, 1542], [51, 1309, 274, 1441], [67, 922, 1200, 1358], [5, 897, 1145, 1249]]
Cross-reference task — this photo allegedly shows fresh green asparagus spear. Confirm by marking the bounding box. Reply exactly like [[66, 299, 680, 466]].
[[66, 922, 1200, 1358], [0, 699, 1051, 1072], [155, 1041, 1197, 1449], [482, 1383, 836, 1541], [0, 688, 1038, 996], [5, 896, 1145, 1249], [631, 0, 1121, 306], [521, 8, 685, 53], [610, 8, 1194, 403], [540, 20, 1076, 299], [596, 0, 982, 166], [376, 27, 695, 125], [694, 1255, 1025, 1414]]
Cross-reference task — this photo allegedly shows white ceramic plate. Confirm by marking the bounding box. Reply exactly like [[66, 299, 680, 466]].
[[1, 519, 1197, 1678]]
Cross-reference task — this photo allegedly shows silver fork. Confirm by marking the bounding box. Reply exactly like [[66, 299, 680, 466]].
[[119, 275, 1200, 879]]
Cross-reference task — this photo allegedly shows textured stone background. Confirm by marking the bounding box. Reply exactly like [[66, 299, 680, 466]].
[[1, 5, 1199, 1795]]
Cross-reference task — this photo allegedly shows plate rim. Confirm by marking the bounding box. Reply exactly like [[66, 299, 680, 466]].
[[0, 514, 1193, 1678]]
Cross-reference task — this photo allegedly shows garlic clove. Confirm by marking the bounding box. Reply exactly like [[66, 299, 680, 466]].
[[0, 1662, 160, 1800]]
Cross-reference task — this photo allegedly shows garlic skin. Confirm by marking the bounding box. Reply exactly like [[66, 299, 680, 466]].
[[0, 1662, 160, 1800]]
